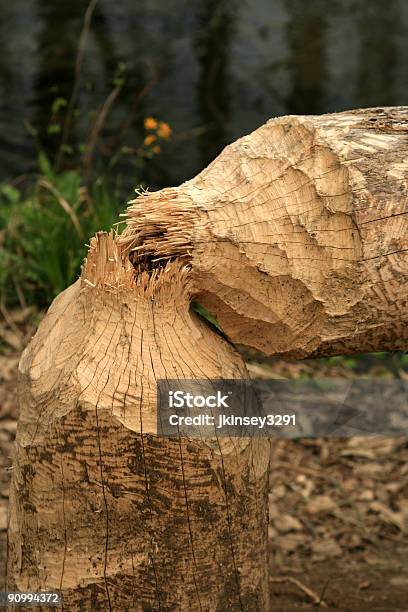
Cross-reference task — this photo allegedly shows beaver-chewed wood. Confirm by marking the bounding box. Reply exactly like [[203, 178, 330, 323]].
[[7, 233, 270, 611], [7, 107, 408, 611], [121, 107, 408, 358]]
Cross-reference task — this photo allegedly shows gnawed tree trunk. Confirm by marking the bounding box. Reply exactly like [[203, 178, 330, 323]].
[[7, 107, 408, 611], [121, 106, 408, 358], [7, 233, 270, 610]]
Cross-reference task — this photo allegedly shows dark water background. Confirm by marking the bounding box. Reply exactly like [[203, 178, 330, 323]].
[[0, 0, 407, 192]]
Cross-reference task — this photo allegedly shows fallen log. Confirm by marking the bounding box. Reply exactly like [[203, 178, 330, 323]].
[[7, 107, 408, 611], [121, 106, 408, 358]]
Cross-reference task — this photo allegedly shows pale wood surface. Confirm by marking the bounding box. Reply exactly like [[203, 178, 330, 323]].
[[122, 107, 408, 358], [8, 233, 270, 611]]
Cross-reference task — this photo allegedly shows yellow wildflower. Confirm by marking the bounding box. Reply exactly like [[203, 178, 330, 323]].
[[144, 116, 158, 130], [157, 121, 172, 139], [144, 134, 156, 146], [152, 145, 161, 154]]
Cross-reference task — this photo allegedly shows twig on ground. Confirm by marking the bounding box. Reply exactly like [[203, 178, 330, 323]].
[[0, 305, 21, 337], [13, 280, 26, 310], [270, 576, 328, 608]]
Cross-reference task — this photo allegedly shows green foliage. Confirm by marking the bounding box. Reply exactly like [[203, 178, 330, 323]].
[[322, 351, 408, 374], [0, 13, 172, 313], [0, 154, 126, 308], [47, 123, 61, 135], [51, 97, 68, 114], [191, 301, 221, 331]]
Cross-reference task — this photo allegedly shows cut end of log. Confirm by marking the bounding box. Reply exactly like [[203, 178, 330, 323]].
[[118, 187, 200, 269]]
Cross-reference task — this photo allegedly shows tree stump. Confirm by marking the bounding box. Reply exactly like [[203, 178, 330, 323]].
[[7, 233, 270, 610]]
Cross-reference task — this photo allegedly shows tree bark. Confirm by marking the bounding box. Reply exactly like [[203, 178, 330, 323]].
[[7, 233, 270, 611], [121, 106, 408, 358]]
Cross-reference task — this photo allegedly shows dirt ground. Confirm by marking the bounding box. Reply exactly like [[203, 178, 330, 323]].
[[267, 437, 408, 610], [1, 312, 407, 610]]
